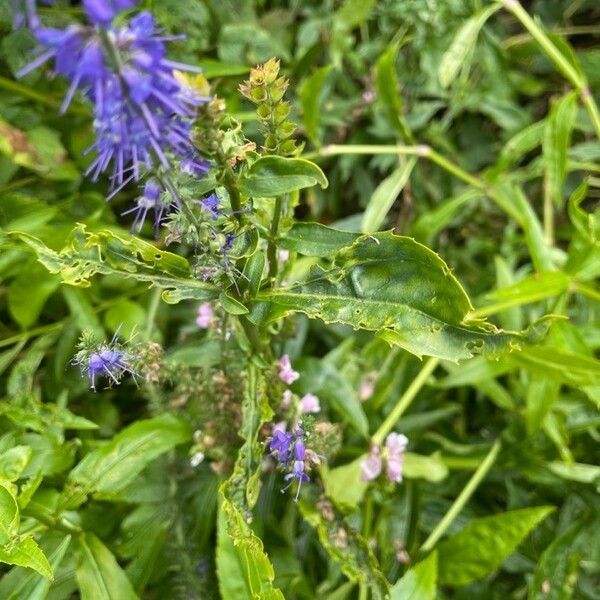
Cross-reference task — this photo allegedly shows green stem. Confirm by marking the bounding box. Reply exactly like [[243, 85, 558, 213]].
[[420, 439, 501, 553], [239, 315, 266, 356], [309, 144, 488, 191], [500, 0, 600, 139], [267, 195, 283, 280], [144, 287, 162, 341], [372, 357, 439, 446], [427, 149, 486, 190]]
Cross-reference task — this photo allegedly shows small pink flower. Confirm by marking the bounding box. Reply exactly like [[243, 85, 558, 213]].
[[280, 389, 293, 409], [278, 354, 299, 385], [196, 303, 213, 328], [360, 446, 382, 481], [386, 433, 408, 455], [299, 393, 321, 414], [278, 249, 290, 262], [385, 433, 408, 483]]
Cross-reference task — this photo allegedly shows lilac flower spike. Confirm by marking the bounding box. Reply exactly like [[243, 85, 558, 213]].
[[278, 354, 299, 385], [18, 1, 210, 208], [284, 438, 310, 501], [360, 433, 408, 484]]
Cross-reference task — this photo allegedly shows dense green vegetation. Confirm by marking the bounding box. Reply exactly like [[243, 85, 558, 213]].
[[0, 0, 599, 598]]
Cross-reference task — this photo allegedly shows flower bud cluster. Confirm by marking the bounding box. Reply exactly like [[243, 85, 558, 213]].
[[239, 58, 301, 156]]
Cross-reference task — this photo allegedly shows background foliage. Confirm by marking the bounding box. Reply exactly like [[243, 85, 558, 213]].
[[0, 0, 599, 598]]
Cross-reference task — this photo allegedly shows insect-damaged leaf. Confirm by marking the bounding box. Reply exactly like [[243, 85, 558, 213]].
[[259, 232, 550, 362]]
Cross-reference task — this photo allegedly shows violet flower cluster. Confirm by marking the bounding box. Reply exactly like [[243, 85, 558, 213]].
[[73, 331, 136, 391], [267, 355, 324, 499], [361, 433, 409, 484], [17, 0, 210, 232], [268, 427, 311, 501]]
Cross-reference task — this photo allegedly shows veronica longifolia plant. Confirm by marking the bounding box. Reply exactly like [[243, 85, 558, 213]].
[[9, 3, 559, 596]]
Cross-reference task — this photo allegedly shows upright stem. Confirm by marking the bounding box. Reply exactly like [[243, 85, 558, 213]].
[[267, 195, 284, 280], [500, 0, 600, 139], [372, 357, 439, 446], [420, 439, 501, 553]]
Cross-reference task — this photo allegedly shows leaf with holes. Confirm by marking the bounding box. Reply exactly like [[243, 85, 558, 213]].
[[259, 232, 550, 361]]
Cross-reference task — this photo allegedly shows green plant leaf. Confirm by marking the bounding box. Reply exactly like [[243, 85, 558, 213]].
[[0, 537, 53, 580], [529, 516, 597, 600], [7, 263, 60, 329], [438, 5, 500, 88], [217, 495, 284, 600], [66, 414, 192, 504], [390, 550, 437, 600], [322, 458, 367, 509], [437, 506, 555, 586], [403, 452, 448, 482], [300, 499, 390, 600], [0, 533, 71, 600], [0, 446, 32, 482], [13, 226, 218, 303], [543, 91, 578, 208], [334, 0, 376, 29], [260, 232, 549, 361], [299, 66, 333, 145], [0, 484, 19, 545], [375, 41, 411, 140], [219, 292, 249, 315], [239, 156, 328, 197], [76, 533, 138, 600], [361, 158, 417, 232], [278, 222, 359, 257]]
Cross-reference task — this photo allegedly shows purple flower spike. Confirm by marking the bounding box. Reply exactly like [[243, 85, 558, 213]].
[[83, 0, 138, 26], [18, 2, 211, 221], [122, 178, 169, 235], [200, 193, 219, 220]]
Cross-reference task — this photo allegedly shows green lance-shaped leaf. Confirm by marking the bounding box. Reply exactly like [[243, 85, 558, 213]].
[[65, 414, 192, 505], [0, 484, 19, 546], [543, 91, 578, 208], [216, 365, 283, 599], [390, 550, 437, 600], [0, 537, 53, 581], [260, 232, 549, 362], [222, 364, 274, 513], [299, 499, 390, 600], [437, 506, 554, 586], [362, 158, 417, 233], [0, 533, 71, 599], [239, 156, 328, 197], [13, 225, 218, 304], [299, 65, 333, 145], [76, 533, 138, 600], [438, 5, 500, 88], [278, 222, 359, 257], [216, 495, 284, 600], [375, 41, 411, 140]]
